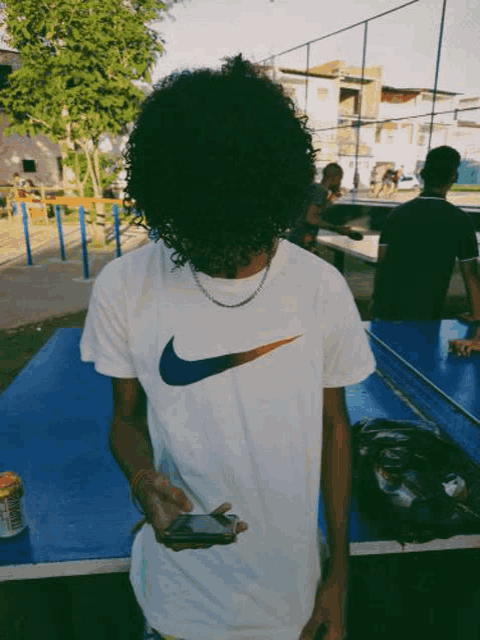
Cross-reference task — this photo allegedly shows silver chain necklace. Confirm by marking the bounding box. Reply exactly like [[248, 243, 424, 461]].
[[190, 249, 274, 308]]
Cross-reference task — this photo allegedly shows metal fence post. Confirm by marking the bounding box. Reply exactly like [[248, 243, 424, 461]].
[[305, 42, 310, 116], [78, 204, 90, 280], [113, 204, 122, 258], [20, 202, 33, 267], [55, 205, 67, 262], [353, 20, 369, 203], [428, 0, 448, 152]]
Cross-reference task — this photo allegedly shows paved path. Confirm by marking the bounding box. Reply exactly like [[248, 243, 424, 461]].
[[0, 218, 147, 270], [0, 221, 150, 329]]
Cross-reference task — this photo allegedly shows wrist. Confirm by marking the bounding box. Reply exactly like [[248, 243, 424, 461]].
[[131, 468, 157, 498]]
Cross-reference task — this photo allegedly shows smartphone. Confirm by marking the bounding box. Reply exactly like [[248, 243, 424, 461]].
[[163, 514, 239, 545]]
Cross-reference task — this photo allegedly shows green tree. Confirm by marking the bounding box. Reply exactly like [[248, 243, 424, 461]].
[[0, 0, 183, 243], [62, 147, 124, 199]]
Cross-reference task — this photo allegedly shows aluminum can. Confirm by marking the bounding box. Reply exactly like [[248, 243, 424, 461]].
[[0, 471, 28, 538]]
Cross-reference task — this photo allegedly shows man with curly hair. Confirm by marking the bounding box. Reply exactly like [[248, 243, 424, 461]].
[[80, 54, 375, 640]]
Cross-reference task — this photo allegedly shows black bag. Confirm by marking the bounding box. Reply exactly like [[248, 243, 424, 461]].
[[351, 418, 480, 545]]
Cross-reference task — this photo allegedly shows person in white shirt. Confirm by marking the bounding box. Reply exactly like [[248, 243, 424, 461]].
[[80, 54, 376, 640]]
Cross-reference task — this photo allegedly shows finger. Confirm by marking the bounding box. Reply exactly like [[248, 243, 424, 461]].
[[210, 502, 232, 514], [234, 521, 248, 543]]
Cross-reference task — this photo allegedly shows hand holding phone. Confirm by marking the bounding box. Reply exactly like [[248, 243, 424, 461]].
[[164, 512, 239, 547], [166, 503, 249, 552], [134, 471, 248, 551]]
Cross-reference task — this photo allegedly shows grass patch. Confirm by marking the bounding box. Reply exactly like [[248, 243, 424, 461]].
[[0, 310, 88, 393], [451, 184, 480, 192]]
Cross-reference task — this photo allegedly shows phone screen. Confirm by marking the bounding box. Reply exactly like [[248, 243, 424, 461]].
[[164, 514, 238, 543], [168, 515, 234, 534]]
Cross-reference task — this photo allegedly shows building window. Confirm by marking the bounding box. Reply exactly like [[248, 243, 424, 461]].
[[403, 123, 413, 144], [0, 65, 12, 91], [22, 159, 36, 173], [339, 87, 359, 115], [375, 124, 383, 143], [317, 88, 329, 100], [56, 157, 63, 181]]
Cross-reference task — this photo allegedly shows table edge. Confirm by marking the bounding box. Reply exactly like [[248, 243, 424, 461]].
[[2, 535, 479, 581]]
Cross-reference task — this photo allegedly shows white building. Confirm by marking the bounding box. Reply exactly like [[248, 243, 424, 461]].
[[374, 86, 460, 177], [259, 59, 382, 189], [261, 57, 480, 187]]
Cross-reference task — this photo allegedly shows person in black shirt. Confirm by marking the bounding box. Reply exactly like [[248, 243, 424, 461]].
[[287, 163, 343, 251], [288, 163, 363, 252], [371, 146, 480, 321]]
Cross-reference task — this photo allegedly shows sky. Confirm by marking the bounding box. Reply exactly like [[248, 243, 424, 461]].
[[150, 0, 480, 99]]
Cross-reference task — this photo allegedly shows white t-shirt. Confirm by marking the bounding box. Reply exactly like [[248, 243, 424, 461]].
[[80, 238, 376, 640]]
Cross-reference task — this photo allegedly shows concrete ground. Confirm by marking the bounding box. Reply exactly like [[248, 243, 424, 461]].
[[0, 218, 151, 329]]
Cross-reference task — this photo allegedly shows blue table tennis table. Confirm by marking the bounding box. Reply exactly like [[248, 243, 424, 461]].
[[1, 321, 479, 583]]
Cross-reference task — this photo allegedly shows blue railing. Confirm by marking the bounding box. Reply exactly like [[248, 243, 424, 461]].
[[11, 201, 135, 280], [9, 197, 480, 278]]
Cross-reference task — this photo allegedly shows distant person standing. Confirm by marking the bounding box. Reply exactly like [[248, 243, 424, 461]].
[[369, 166, 382, 197], [11, 172, 27, 196], [352, 170, 360, 192], [376, 167, 394, 198], [288, 163, 344, 252], [371, 146, 480, 321], [391, 166, 403, 194]]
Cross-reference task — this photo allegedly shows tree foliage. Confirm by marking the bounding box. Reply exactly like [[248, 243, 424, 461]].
[[0, 0, 183, 226], [0, 0, 180, 145], [63, 149, 124, 198]]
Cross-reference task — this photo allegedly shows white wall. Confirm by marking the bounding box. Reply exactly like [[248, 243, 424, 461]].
[[0, 113, 62, 186]]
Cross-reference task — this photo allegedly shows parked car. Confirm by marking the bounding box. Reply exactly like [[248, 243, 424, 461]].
[[397, 175, 420, 190]]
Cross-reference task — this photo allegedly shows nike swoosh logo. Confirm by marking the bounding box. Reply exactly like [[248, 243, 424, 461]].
[[160, 334, 303, 386]]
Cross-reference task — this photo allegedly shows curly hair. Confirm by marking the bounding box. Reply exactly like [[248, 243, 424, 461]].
[[123, 53, 317, 276]]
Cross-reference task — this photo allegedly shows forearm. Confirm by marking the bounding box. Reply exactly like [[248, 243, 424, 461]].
[[465, 276, 480, 320], [306, 203, 329, 227], [109, 417, 155, 487], [460, 259, 480, 319], [321, 417, 351, 576]]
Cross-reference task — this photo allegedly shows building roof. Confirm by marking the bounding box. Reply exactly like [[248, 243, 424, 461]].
[[257, 60, 379, 83], [256, 64, 336, 80], [457, 120, 480, 128], [382, 85, 460, 96]]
